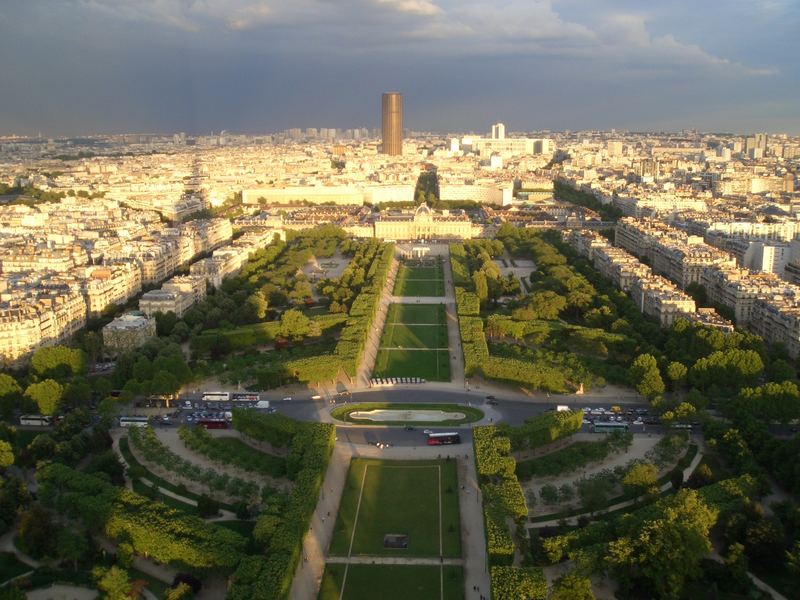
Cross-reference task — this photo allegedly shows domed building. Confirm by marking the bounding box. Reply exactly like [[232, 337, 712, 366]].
[[373, 203, 478, 241]]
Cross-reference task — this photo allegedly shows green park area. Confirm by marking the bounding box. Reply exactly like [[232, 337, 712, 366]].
[[318, 564, 464, 600], [329, 458, 462, 558], [374, 303, 451, 381], [393, 261, 445, 297]]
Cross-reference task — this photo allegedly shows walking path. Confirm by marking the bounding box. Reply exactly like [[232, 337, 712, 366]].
[[357, 255, 399, 388], [111, 431, 238, 519], [441, 248, 466, 388], [153, 428, 292, 491], [708, 552, 789, 600], [529, 437, 706, 528]]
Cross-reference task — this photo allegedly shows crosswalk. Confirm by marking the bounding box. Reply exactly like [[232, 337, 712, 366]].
[[369, 377, 426, 386]]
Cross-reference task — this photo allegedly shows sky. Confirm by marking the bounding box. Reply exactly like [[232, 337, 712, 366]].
[[0, 0, 798, 136]]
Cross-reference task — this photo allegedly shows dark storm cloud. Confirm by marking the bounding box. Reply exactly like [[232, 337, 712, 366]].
[[0, 0, 797, 135]]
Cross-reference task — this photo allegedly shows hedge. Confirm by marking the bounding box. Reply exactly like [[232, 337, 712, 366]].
[[455, 287, 480, 316], [449, 243, 472, 287], [490, 566, 547, 600], [474, 426, 527, 566], [37, 463, 247, 572], [460, 316, 489, 376], [498, 410, 584, 452], [228, 413, 336, 599]]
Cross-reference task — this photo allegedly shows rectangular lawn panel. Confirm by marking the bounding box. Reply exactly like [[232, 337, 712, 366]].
[[373, 349, 450, 381], [386, 303, 445, 324], [319, 564, 464, 600], [329, 459, 461, 558], [394, 279, 445, 297], [380, 323, 449, 349], [393, 263, 445, 297]]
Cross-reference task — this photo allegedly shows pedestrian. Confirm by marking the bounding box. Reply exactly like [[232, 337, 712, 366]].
[[327, 511, 330, 517]]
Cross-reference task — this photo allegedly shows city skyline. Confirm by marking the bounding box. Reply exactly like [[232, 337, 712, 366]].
[[0, 1, 798, 136]]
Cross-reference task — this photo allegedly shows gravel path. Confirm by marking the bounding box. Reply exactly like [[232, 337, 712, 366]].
[[153, 428, 292, 492]]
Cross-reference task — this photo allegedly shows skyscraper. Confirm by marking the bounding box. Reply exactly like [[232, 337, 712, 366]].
[[381, 92, 403, 156]]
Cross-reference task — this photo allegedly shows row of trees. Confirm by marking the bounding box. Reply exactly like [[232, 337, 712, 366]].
[[227, 412, 335, 599]]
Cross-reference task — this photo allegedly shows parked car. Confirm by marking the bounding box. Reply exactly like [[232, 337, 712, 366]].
[[282, 396, 293, 401]]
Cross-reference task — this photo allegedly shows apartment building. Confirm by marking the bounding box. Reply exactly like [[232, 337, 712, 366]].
[[102, 312, 157, 357]]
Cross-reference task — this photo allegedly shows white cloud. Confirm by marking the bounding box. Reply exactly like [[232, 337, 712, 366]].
[[373, 0, 441, 15]]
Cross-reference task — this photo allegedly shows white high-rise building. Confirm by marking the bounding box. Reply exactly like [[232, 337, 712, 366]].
[[491, 123, 506, 140]]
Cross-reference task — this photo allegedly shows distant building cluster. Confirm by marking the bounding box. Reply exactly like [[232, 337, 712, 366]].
[[583, 216, 800, 357], [568, 229, 731, 330], [0, 194, 282, 364]]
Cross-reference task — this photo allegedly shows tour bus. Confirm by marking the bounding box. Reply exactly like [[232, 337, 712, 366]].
[[426, 432, 461, 446], [202, 391, 230, 403], [119, 416, 149, 428], [231, 392, 259, 403], [197, 419, 228, 429], [19, 414, 53, 427], [592, 421, 629, 433]]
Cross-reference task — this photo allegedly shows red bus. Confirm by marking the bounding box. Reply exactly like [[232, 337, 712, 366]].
[[426, 432, 461, 445], [197, 419, 228, 429]]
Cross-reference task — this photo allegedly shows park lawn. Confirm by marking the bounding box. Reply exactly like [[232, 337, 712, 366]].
[[398, 265, 443, 280], [380, 323, 448, 349], [386, 303, 445, 324], [0, 552, 31, 584], [373, 349, 450, 381], [394, 279, 445, 297], [318, 564, 464, 600], [329, 459, 461, 558]]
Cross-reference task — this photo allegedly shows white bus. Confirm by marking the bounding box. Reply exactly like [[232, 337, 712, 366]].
[[20, 415, 53, 427], [202, 391, 230, 402], [119, 416, 149, 428]]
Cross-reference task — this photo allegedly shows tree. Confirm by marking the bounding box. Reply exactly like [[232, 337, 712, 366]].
[[0, 374, 23, 419], [279, 309, 313, 341], [56, 527, 88, 570], [155, 311, 178, 336], [473, 270, 489, 303], [629, 354, 665, 400], [623, 463, 659, 498], [725, 542, 749, 588], [605, 489, 717, 600], [62, 379, 92, 410], [93, 566, 132, 600], [17, 504, 56, 558], [526, 291, 567, 320], [245, 292, 268, 321], [549, 573, 595, 600], [24, 379, 64, 415], [31, 345, 85, 378], [165, 583, 194, 600], [665, 362, 688, 389], [197, 494, 220, 518], [81, 331, 103, 365], [540, 484, 559, 506], [0, 440, 13, 469], [787, 541, 800, 578]]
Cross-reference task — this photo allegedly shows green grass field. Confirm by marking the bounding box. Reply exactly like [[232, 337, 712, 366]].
[[380, 323, 448, 349], [375, 302, 450, 381], [393, 262, 445, 297], [373, 349, 450, 381], [386, 303, 445, 324], [318, 564, 464, 600], [329, 459, 461, 558]]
